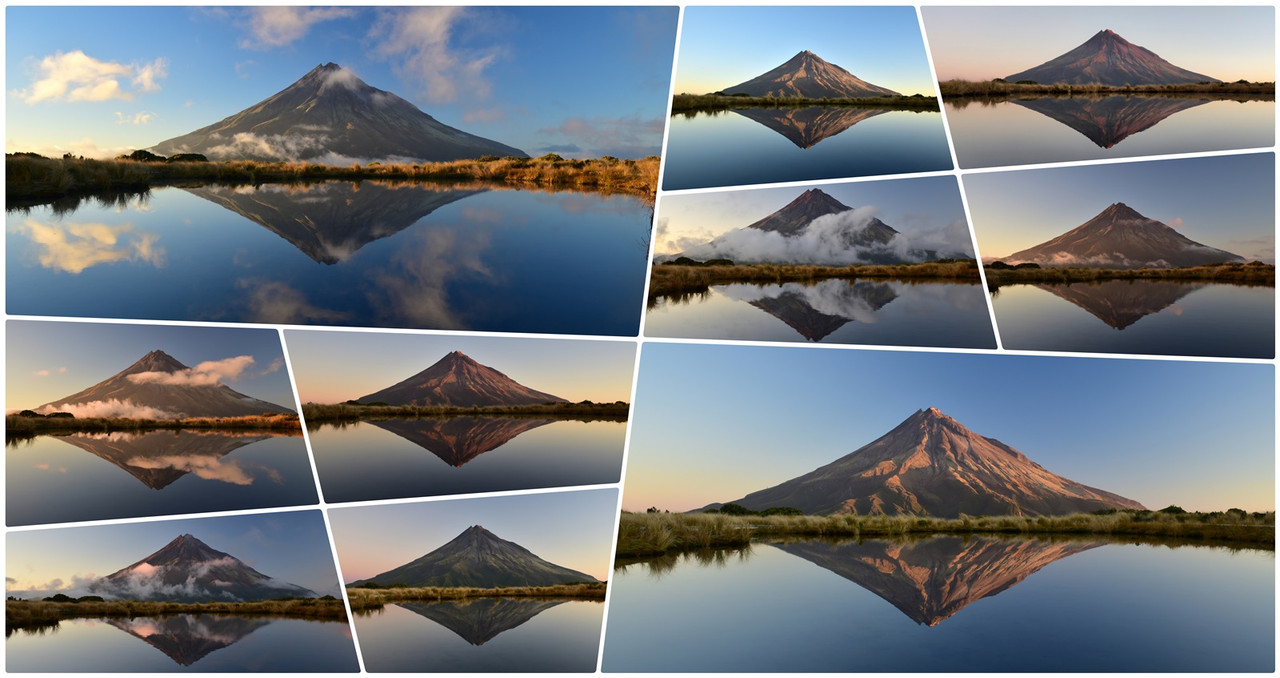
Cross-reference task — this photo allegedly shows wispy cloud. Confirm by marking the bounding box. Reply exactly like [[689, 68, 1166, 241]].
[[115, 111, 156, 125], [17, 51, 167, 104], [10, 219, 165, 274], [368, 7, 501, 106], [537, 116, 665, 159], [128, 355, 257, 386], [239, 7, 355, 49]]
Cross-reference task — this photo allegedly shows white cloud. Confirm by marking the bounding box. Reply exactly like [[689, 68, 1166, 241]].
[[38, 398, 178, 420], [127, 355, 256, 386], [239, 7, 355, 49], [369, 7, 500, 105], [115, 111, 156, 125], [537, 116, 666, 158], [18, 51, 167, 104], [10, 219, 165, 274]]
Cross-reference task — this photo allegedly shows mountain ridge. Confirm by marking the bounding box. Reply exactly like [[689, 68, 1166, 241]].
[[1005, 29, 1220, 86], [357, 351, 567, 408], [723, 50, 901, 98]]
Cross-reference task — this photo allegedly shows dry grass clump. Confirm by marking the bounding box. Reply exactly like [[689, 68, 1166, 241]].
[[5, 413, 302, 442], [672, 93, 940, 112], [983, 262, 1275, 289], [345, 582, 607, 612], [5, 597, 348, 634], [939, 79, 1275, 98], [648, 260, 981, 298], [301, 401, 628, 427]]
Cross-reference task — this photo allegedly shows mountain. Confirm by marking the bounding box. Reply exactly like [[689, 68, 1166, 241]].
[[713, 408, 1144, 517], [729, 106, 888, 148], [1034, 280, 1204, 330], [739, 280, 898, 341], [92, 534, 316, 602], [36, 349, 295, 419], [397, 598, 566, 645], [52, 430, 272, 490], [151, 62, 526, 163], [369, 416, 555, 467], [1005, 29, 1220, 86], [356, 351, 567, 407], [351, 525, 599, 588], [1008, 95, 1210, 149], [748, 188, 896, 240], [108, 616, 270, 666], [1003, 202, 1244, 269], [722, 50, 901, 98]]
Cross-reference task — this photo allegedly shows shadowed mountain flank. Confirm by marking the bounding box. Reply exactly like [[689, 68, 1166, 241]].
[[351, 525, 599, 588], [715, 408, 1144, 517], [731, 106, 889, 148], [92, 534, 316, 602], [1009, 95, 1210, 148], [397, 598, 566, 645], [357, 351, 567, 408], [368, 417, 555, 467], [36, 349, 295, 419], [50, 430, 271, 490], [1034, 280, 1204, 329], [773, 536, 1102, 625], [723, 50, 901, 98], [1004, 202, 1244, 269], [107, 616, 271, 666], [152, 62, 527, 162], [1005, 30, 1219, 86], [183, 183, 484, 264], [745, 188, 896, 242]]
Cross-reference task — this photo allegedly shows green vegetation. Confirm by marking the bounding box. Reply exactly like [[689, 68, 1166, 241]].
[[649, 260, 981, 299], [301, 401, 629, 428], [5, 412, 302, 443], [346, 582, 607, 613], [983, 261, 1275, 290], [616, 509, 1275, 558], [939, 78, 1275, 99], [5, 597, 347, 635], [6, 153, 660, 207], [672, 93, 939, 113]]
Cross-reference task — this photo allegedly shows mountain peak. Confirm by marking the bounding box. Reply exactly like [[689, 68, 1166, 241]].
[[356, 352, 567, 408], [1005, 29, 1218, 86], [132, 349, 189, 374], [94, 534, 316, 602], [722, 50, 901, 98]]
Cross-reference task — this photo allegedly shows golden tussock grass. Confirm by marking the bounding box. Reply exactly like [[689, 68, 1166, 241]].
[[5, 597, 348, 633], [345, 582, 607, 611], [983, 262, 1275, 288], [648, 260, 981, 298]]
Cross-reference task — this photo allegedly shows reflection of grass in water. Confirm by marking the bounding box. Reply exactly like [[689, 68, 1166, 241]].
[[984, 261, 1274, 290], [616, 510, 1275, 558], [301, 402, 629, 429], [5, 597, 348, 635], [649, 260, 981, 298], [672, 93, 940, 114], [939, 79, 1275, 99], [345, 582, 607, 612], [5, 413, 302, 444]]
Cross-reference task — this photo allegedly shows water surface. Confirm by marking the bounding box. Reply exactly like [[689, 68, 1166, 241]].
[[308, 418, 626, 503], [991, 281, 1274, 358], [645, 280, 995, 348], [6, 432, 318, 526], [662, 108, 952, 190]]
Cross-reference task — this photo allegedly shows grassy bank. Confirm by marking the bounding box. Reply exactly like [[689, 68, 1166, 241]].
[[672, 93, 939, 113], [983, 261, 1275, 289], [649, 260, 981, 298], [616, 509, 1275, 558], [5, 597, 347, 634], [345, 582, 607, 612], [301, 401, 629, 427], [5, 413, 302, 442], [6, 153, 659, 206], [939, 79, 1275, 98]]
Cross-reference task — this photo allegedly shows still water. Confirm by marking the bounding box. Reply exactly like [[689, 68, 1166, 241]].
[[6, 614, 358, 672], [991, 281, 1274, 358], [645, 280, 995, 348], [946, 96, 1274, 168], [662, 108, 952, 190], [603, 536, 1274, 672], [308, 418, 626, 503], [354, 599, 603, 672], [6, 183, 651, 335], [6, 432, 318, 526]]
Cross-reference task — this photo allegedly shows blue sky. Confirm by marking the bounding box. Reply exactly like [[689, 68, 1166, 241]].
[[6, 6, 678, 159], [284, 329, 636, 404], [7, 510, 343, 598], [964, 153, 1275, 262], [623, 343, 1274, 514], [328, 489, 618, 583], [6, 320, 296, 412], [674, 6, 937, 96]]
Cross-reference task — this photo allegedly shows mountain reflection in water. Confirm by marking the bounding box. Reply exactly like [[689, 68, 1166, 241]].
[[367, 417, 555, 467], [396, 598, 566, 645], [107, 615, 270, 666], [730, 107, 889, 148], [1031, 280, 1202, 329], [52, 430, 280, 490], [727, 280, 898, 341], [1008, 95, 1210, 148]]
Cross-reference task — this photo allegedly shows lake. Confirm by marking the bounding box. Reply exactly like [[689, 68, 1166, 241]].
[[602, 536, 1274, 672], [6, 432, 318, 526], [307, 418, 626, 503], [353, 598, 603, 672], [662, 107, 952, 190], [5, 614, 358, 672], [990, 281, 1274, 358], [945, 95, 1274, 168], [644, 280, 995, 348], [6, 183, 651, 335]]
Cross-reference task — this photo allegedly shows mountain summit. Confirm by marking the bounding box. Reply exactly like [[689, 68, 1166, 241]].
[[713, 408, 1144, 517], [745, 188, 897, 241], [356, 351, 567, 408], [1005, 29, 1219, 86], [91, 534, 316, 602], [1004, 202, 1244, 269], [36, 349, 295, 419], [152, 62, 527, 163], [351, 525, 599, 588], [722, 50, 901, 98]]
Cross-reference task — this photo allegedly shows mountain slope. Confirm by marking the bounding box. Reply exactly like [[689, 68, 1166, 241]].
[[37, 349, 295, 419], [92, 534, 316, 602], [1004, 202, 1244, 268], [352, 525, 599, 588], [723, 50, 900, 98], [152, 62, 526, 162], [714, 408, 1144, 517], [357, 351, 567, 407], [1005, 29, 1219, 86]]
